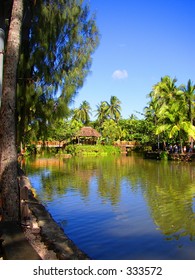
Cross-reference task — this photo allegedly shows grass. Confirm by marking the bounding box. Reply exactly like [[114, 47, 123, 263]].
[[61, 144, 121, 157]]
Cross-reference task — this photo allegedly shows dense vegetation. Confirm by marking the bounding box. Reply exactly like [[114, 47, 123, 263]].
[[61, 144, 121, 157], [32, 76, 195, 154], [0, 1, 194, 222], [0, 0, 99, 221], [2, 3, 194, 156]]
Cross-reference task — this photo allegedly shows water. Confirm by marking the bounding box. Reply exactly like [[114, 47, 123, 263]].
[[25, 153, 195, 259]]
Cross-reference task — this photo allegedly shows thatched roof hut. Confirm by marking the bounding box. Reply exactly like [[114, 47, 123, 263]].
[[76, 126, 101, 137], [76, 126, 101, 144]]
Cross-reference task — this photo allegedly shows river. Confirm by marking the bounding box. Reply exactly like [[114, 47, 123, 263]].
[[25, 153, 195, 260]]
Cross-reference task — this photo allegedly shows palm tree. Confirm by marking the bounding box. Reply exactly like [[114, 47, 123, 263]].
[[180, 79, 195, 149], [73, 100, 91, 125], [107, 95, 121, 122], [95, 101, 109, 126], [150, 76, 178, 110], [145, 98, 161, 149], [156, 93, 195, 152], [101, 119, 122, 144], [147, 76, 185, 149], [181, 79, 195, 125]]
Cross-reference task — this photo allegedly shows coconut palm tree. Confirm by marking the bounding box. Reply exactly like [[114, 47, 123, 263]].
[[73, 100, 91, 125], [150, 76, 178, 110], [147, 76, 185, 148], [180, 79, 195, 149], [181, 79, 195, 125], [107, 95, 121, 123], [156, 93, 195, 152], [95, 101, 109, 126]]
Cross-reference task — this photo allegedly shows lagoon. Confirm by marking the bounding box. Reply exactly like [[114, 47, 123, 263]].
[[25, 153, 195, 259]]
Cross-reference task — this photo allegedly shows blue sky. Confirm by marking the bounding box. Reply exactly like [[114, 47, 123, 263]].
[[72, 0, 195, 120]]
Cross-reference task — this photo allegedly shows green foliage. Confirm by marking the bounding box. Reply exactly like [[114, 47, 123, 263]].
[[64, 144, 121, 156], [64, 144, 76, 155], [146, 76, 195, 149], [25, 144, 37, 156], [95, 101, 109, 125], [95, 96, 122, 124], [16, 0, 99, 147], [72, 100, 92, 125], [47, 119, 82, 142], [101, 119, 123, 144], [160, 151, 168, 160], [107, 96, 122, 122]]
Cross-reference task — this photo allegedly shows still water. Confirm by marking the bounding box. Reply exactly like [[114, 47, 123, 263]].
[[25, 153, 195, 260]]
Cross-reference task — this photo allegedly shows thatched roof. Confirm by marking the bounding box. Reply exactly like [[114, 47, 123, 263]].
[[76, 126, 101, 138]]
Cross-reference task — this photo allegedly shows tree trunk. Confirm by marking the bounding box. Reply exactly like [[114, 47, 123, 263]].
[[0, 0, 23, 221]]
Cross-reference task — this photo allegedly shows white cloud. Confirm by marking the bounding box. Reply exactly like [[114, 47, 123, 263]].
[[112, 69, 128, 80]]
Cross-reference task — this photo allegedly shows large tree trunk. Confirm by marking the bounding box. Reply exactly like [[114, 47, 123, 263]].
[[0, 0, 23, 221]]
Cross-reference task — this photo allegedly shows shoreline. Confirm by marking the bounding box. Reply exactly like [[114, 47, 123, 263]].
[[20, 174, 90, 260]]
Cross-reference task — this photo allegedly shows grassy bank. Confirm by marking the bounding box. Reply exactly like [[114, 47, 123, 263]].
[[57, 144, 121, 157]]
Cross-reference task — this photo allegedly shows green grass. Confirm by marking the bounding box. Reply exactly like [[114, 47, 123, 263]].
[[63, 144, 121, 156]]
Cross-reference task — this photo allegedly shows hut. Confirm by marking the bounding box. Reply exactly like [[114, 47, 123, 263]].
[[76, 126, 101, 145]]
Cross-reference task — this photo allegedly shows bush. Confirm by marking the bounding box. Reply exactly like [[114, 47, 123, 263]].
[[25, 144, 37, 155], [64, 144, 121, 156], [65, 144, 76, 155], [160, 151, 168, 160]]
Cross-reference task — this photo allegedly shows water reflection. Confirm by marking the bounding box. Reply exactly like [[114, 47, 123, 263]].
[[25, 154, 195, 259]]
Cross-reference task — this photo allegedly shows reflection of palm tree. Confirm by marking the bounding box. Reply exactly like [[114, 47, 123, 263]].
[[144, 165, 195, 238], [29, 156, 195, 239], [73, 100, 91, 125]]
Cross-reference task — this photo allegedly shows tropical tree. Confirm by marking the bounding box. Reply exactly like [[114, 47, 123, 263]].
[[48, 118, 82, 142], [146, 76, 178, 125], [101, 119, 123, 144], [181, 79, 195, 148], [0, 0, 23, 221], [16, 0, 99, 148], [152, 76, 178, 105], [146, 76, 185, 149], [181, 79, 195, 125], [155, 88, 195, 151], [73, 100, 92, 125], [107, 95, 121, 122], [95, 101, 109, 126], [145, 97, 163, 148], [0, 0, 99, 220]]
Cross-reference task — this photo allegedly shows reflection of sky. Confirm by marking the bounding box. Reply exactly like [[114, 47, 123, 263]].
[[28, 170, 51, 201], [27, 158, 195, 260], [28, 174, 42, 192]]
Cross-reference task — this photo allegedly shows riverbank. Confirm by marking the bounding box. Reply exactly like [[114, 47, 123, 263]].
[[144, 151, 195, 161], [1, 173, 90, 260], [25, 184, 90, 260]]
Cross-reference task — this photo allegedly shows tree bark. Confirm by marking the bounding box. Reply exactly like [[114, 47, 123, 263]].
[[0, 0, 23, 221]]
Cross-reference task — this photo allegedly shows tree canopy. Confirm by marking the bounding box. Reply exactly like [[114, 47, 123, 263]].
[[8, 0, 99, 147], [0, 0, 99, 220]]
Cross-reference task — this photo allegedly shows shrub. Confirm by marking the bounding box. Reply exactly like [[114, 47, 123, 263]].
[[64, 144, 121, 156]]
